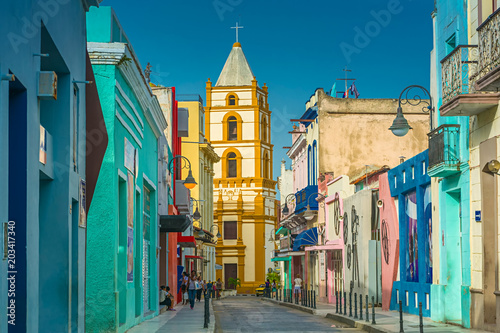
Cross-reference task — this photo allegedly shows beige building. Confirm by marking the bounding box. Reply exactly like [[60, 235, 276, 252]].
[[317, 89, 430, 178], [206, 42, 277, 293], [179, 96, 220, 282]]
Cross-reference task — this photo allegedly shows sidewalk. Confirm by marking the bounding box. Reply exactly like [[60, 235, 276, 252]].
[[261, 297, 489, 333], [126, 299, 215, 333]]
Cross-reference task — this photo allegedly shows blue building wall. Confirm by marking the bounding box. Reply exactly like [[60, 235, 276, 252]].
[[431, 1, 471, 327], [85, 7, 165, 333], [388, 150, 432, 317], [0, 1, 97, 332]]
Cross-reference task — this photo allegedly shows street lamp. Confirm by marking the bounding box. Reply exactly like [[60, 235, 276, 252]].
[[268, 228, 277, 242], [303, 192, 327, 220], [389, 85, 434, 137], [209, 225, 222, 239], [281, 193, 296, 216], [167, 155, 197, 189], [190, 198, 203, 220]]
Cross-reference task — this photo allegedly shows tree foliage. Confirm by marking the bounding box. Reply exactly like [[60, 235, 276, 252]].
[[228, 277, 241, 289]]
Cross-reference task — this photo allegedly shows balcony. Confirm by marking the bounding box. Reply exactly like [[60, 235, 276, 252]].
[[427, 124, 461, 177], [294, 185, 318, 214], [476, 8, 500, 92], [439, 45, 498, 116]]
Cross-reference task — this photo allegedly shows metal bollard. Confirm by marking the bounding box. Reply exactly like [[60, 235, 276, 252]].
[[354, 292, 358, 319], [339, 291, 342, 314], [360, 294, 363, 320], [366, 295, 369, 322], [313, 290, 316, 309], [336, 291, 338, 313], [399, 300, 404, 333], [343, 292, 347, 315], [372, 296, 376, 325], [349, 292, 352, 317], [203, 296, 208, 328], [419, 302, 423, 333]]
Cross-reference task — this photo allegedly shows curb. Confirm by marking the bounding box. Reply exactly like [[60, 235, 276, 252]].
[[325, 313, 391, 333], [261, 297, 390, 333], [261, 297, 316, 314]]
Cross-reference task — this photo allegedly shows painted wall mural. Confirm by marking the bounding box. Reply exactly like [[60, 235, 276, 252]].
[[405, 191, 418, 282]]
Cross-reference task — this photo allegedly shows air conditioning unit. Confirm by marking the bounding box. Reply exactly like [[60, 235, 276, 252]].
[[38, 71, 57, 100]]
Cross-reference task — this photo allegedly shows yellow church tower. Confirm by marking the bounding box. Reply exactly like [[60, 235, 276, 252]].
[[206, 41, 276, 293]]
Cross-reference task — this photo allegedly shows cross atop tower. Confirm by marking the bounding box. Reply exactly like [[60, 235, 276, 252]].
[[231, 22, 244, 43]]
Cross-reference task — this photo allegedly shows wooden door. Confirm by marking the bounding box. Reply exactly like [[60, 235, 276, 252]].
[[224, 264, 237, 289]]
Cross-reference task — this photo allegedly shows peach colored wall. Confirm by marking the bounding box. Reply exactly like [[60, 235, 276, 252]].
[[317, 90, 430, 179], [379, 173, 399, 311]]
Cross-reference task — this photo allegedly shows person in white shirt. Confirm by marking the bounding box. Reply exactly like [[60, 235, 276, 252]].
[[294, 274, 303, 299]]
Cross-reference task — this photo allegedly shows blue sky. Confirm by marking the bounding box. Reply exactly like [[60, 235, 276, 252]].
[[102, 0, 434, 182]]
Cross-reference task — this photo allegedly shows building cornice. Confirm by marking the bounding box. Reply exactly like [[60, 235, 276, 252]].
[[88, 42, 167, 138]]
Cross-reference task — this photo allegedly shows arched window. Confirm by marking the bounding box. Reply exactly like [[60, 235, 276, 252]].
[[261, 116, 267, 142], [226, 94, 238, 106], [308, 146, 312, 186], [263, 153, 270, 179], [227, 152, 237, 178], [312, 141, 317, 185], [228, 116, 237, 141]]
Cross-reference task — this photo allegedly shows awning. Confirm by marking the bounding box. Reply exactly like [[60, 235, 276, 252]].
[[215, 264, 223, 270], [178, 235, 196, 248], [271, 256, 291, 262], [293, 227, 318, 251], [160, 214, 190, 233], [185, 255, 203, 260], [276, 226, 289, 236]]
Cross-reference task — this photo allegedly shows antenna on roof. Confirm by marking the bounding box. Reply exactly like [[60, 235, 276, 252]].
[[336, 66, 356, 98], [145, 62, 152, 83]]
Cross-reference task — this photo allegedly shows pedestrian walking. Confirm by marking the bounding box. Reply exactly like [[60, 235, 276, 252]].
[[265, 279, 271, 297], [196, 276, 203, 302], [272, 280, 277, 298], [207, 280, 213, 298], [216, 278, 223, 300], [294, 274, 302, 300], [187, 270, 197, 309]]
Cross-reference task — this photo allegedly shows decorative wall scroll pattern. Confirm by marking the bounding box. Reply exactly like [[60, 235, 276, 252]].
[[333, 192, 341, 235], [381, 219, 390, 265], [343, 211, 349, 244]]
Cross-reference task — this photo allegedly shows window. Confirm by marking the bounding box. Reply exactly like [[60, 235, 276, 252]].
[[445, 33, 456, 55], [227, 152, 237, 178], [228, 116, 237, 141], [228, 94, 236, 106], [263, 153, 269, 179], [261, 117, 267, 142], [224, 221, 237, 239]]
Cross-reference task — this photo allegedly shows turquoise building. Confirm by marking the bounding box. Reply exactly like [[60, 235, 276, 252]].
[[428, 1, 471, 327], [0, 1, 103, 332], [85, 7, 168, 332]]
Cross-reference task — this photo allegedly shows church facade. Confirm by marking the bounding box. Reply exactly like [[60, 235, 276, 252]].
[[206, 42, 277, 293]]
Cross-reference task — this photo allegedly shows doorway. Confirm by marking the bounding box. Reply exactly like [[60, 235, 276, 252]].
[[224, 264, 237, 290]]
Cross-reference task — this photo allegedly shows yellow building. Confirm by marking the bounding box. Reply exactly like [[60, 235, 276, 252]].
[[179, 96, 220, 282], [205, 42, 277, 293]]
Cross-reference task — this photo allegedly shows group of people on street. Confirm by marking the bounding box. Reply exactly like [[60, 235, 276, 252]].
[[160, 270, 225, 311]]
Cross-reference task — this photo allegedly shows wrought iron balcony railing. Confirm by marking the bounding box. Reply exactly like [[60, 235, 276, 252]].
[[427, 124, 460, 177], [294, 185, 318, 214], [441, 45, 478, 105], [476, 7, 500, 90]]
